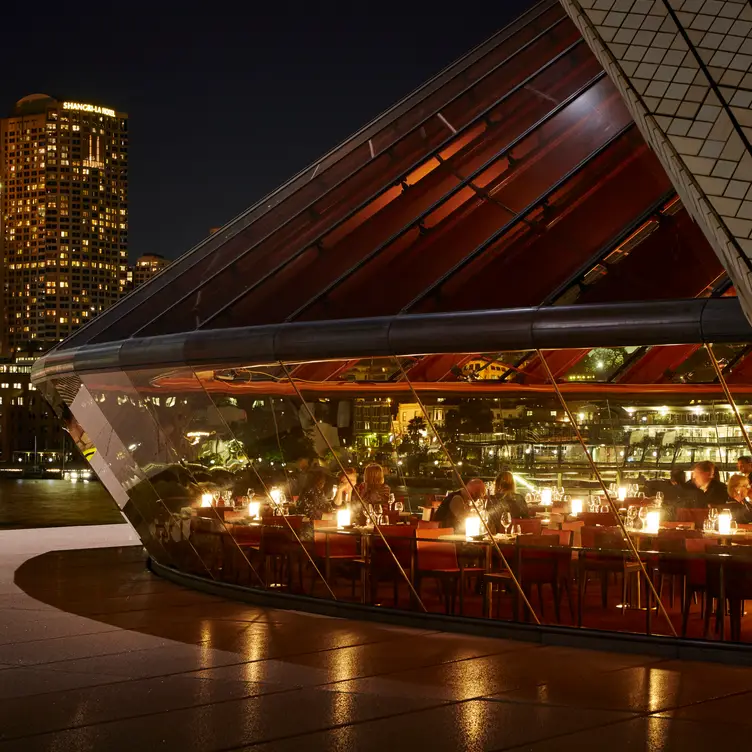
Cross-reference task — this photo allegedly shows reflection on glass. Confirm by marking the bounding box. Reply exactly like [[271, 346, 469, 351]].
[[35, 343, 752, 644]]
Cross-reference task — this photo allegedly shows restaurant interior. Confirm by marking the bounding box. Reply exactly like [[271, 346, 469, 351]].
[[30, 0, 752, 649]]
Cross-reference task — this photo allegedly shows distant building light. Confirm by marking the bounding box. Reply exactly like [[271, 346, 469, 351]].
[[62, 101, 116, 117]]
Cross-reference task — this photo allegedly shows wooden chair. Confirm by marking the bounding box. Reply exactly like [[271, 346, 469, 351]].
[[512, 518, 542, 535], [415, 528, 484, 615], [579, 512, 618, 527], [312, 529, 360, 597], [676, 508, 708, 529], [680, 537, 719, 636], [578, 526, 640, 625], [366, 526, 415, 605]]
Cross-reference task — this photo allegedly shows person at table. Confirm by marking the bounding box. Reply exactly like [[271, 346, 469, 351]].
[[687, 461, 728, 507], [737, 456, 752, 486], [434, 478, 486, 533], [294, 468, 334, 520], [727, 473, 752, 523], [486, 471, 530, 534], [333, 467, 358, 507], [354, 463, 390, 524]]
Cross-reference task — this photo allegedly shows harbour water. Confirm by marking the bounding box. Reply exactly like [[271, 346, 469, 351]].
[[0, 479, 123, 529]]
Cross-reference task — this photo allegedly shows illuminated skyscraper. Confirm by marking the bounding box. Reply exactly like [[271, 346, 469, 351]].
[[0, 94, 128, 354], [126, 253, 170, 292]]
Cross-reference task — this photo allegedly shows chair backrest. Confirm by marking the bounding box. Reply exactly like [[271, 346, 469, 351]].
[[561, 519, 584, 547], [417, 520, 440, 529], [313, 530, 358, 558], [542, 528, 573, 546], [581, 525, 624, 551], [228, 525, 262, 545], [371, 526, 414, 568], [416, 528, 458, 571], [684, 537, 720, 554], [516, 535, 559, 581], [579, 512, 617, 527], [512, 518, 541, 535], [676, 508, 708, 526]]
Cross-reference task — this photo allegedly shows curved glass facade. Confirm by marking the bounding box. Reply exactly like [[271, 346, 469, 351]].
[[30, 1, 752, 649]]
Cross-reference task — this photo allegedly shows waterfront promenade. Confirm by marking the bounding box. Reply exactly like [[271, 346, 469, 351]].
[[0, 526, 750, 749]]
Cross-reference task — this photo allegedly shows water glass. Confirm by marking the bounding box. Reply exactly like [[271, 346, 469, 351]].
[[394, 499, 404, 513], [501, 511, 512, 535]]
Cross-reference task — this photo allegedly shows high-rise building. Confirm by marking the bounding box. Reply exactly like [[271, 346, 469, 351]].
[[125, 253, 170, 292], [0, 94, 128, 354]]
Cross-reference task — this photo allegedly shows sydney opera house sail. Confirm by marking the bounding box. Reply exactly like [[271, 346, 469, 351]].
[[32, 0, 752, 647]]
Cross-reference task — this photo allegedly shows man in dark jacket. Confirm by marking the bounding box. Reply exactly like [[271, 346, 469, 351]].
[[687, 461, 727, 507]]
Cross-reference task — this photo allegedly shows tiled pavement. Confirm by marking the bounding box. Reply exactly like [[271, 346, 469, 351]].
[[0, 526, 751, 750]]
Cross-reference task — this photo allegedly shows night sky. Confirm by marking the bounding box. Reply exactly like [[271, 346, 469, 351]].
[[1, 2, 537, 261]]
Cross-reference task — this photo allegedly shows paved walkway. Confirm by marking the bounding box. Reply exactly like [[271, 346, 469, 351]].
[[1, 526, 752, 750]]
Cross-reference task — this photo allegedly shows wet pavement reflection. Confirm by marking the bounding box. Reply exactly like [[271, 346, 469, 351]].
[[2, 526, 752, 751]]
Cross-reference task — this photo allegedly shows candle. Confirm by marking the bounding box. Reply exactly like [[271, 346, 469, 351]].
[[571, 498, 583, 516], [248, 501, 261, 520], [718, 510, 732, 535], [337, 508, 351, 529], [465, 515, 481, 538], [617, 487, 627, 502], [201, 493, 213, 508], [541, 488, 553, 506], [270, 487, 282, 505], [646, 510, 660, 534]]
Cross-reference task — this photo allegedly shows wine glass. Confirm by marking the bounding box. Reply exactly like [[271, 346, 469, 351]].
[[388, 493, 395, 510], [394, 498, 404, 513], [655, 491, 664, 508], [709, 508, 719, 530], [374, 504, 383, 526], [638, 506, 648, 529], [731, 519, 739, 535], [627, 506, 638, 529], [501, 511, 512, 536], [514, 524, 522, 536]]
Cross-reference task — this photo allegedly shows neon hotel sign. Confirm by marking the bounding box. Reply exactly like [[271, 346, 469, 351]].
[[62, 102, 116, 118]]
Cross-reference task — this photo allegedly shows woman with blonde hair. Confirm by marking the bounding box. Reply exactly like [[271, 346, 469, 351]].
[[727, 473, 752, 523], [355, 463, 390, 523]]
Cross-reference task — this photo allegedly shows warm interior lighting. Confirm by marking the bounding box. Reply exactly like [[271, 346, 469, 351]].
[[617, 487, 627, 502], [465, 514, 481, 538], [646, 510, 660, 534], [540, 488, 553, 506], [269, 487, 282, 505], [248, 501, 261, 520], [718, 510, 732, 535], [337, 508, 351, 529], [571, 498, 583, 516], [201, 493, 213, 508]]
